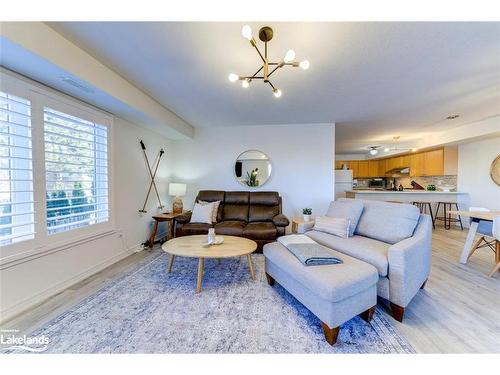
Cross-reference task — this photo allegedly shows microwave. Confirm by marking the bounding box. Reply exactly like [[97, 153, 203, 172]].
[[369, 178, 385, 188]]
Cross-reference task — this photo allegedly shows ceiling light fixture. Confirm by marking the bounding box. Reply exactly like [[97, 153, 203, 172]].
[[228, 25, 310, 98], [369, 146, 379, 156], [446, 114, 460, 120]]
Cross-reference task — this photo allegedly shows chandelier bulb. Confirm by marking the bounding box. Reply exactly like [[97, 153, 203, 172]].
[[299, 60, 310, 70], [384, 147, 390, 152], [283, 49, 296, 63], [273, 88, 282, 98], [241, 25, 253, 41], [241, 79, 249, 88], [228, 73, 239, 83]]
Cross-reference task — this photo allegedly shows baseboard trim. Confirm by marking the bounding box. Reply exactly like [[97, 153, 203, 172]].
[[0, 246, 136, 325]]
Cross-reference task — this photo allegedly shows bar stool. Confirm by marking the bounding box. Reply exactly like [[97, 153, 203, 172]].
[[433, 202, 463, 230], [412, 201, 435, 229]]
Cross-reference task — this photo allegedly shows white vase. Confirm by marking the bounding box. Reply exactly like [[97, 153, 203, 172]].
[[303, 214, 311, 222]]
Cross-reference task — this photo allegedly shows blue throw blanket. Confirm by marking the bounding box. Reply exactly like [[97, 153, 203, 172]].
[[285, 243, 343, 266]]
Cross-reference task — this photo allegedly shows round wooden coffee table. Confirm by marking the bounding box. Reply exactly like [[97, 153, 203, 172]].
[[162, 235, 258, 293]]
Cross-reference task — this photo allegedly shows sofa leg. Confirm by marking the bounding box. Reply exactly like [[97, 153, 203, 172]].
[[420, 279, 428, 289], [360, 305, 376, 323], [265, 273, 275, 286], [320, 322, 340, 346], [390, 303, 405, 322]]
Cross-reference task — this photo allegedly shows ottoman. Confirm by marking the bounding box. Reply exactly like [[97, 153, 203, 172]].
[[263, 241, 379, 345]]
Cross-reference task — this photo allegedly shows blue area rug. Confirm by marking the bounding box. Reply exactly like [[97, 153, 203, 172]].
[[11, 252, 415, 353]]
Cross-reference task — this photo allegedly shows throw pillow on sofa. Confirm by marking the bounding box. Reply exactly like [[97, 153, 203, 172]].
[[190, 202, 215, 224], [198, 200, 220, 223], [326, 199, 364, 236], [313, 216, 351, 239]]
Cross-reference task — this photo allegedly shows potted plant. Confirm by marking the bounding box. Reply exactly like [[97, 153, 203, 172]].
[[302, 208, 312, 222]]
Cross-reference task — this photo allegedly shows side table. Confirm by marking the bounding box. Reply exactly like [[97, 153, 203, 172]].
[[291, 217, 315, 234], [148, 211, 189, 248]]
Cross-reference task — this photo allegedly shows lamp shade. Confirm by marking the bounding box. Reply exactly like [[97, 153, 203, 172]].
[[168, 183, 186, 197]]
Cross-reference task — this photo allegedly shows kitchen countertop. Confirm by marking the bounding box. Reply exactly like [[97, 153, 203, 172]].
[[347, 190, 468, 194]]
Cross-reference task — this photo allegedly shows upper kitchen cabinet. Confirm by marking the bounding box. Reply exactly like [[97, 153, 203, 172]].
[[423, 149, 444, 176], [378, 159, 387, 176], [410, 152, 425, 177], [358, 161, 369, 177], [368, 160, 379, 177], [410, 146, 457, 176]]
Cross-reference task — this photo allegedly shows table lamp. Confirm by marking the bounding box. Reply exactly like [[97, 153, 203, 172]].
[[169, 183, 186, 214]]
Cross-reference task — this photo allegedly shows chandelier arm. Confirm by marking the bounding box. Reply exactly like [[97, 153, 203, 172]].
[[252, 44, 266, 63], [250, 66, 264, 79], [267, 80, 276, 90], [267, 65, 281, 78]]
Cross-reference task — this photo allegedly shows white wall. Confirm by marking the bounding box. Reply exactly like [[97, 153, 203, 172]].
[[458, 136, 500, 211], [170, 123, 335, 220], [0, 117, 174, 322]]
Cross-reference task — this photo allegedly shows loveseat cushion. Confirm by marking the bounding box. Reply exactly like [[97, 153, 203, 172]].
[[306, 230, 390, 276], [223, 192, 249, 221], [354, 200, 420, 244], [264, 241, 378, 302], [215, 221, 246, 236], [249, 192, 279, 205], [180, 223, 213, 235], [249, 205, 280, 222], [243, 222, 277, 240], [326, 199, 364, 236]]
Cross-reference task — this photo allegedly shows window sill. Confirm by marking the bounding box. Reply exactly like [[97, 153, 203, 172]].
[[0, 229, 117, 270]]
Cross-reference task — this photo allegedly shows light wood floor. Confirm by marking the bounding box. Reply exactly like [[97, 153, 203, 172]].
[[2, 227, 499, 353]]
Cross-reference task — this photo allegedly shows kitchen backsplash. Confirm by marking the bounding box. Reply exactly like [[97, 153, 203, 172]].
[[395, 175, 458, 190]]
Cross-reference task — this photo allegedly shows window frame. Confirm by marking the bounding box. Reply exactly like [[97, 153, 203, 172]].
[[0, 70, 115, 262]]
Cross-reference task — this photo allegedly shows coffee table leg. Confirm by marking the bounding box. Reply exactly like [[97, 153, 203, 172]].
[[167, 254, 175, 273], [247, 254, 255, 281], [196, 258, 204, 293]]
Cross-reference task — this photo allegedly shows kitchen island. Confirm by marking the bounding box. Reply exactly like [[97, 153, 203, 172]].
[[345, 190, 469, 206]]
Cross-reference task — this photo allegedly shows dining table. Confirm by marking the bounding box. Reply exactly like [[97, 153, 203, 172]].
[[448, 210, 500, 264]]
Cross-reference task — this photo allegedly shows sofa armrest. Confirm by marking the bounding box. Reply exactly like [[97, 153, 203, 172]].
[[175, 212, 192, 224], [387, 214, 432, 307], [273, 214, 290, 227]]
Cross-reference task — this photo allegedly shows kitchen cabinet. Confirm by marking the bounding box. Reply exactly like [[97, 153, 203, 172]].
[[401, 155, 410, 168], [349, 161, 359, 177], [368, 160, 379, 177], [378, 159, 387, 176], [336, 160, 359, 177], [410, 152, 425, 177], [337, 146, 456, 178], [358, 161, 369, 177], [424, 149, 444, 176], [386, 156, 402, 171]]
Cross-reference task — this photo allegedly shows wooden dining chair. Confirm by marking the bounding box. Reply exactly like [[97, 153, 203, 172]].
[[488, 216, 500, 277]]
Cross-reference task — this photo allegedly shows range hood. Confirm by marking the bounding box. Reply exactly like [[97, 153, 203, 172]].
[[386, 167, 410, 174]]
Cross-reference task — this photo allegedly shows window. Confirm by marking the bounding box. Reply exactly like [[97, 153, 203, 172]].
[[44, 107, 109, 235], [1, 71, 113, 256], [0, 91, 35, 246]]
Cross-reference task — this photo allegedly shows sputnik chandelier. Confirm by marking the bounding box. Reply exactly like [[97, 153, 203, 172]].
[[228, 25, 310, 98]]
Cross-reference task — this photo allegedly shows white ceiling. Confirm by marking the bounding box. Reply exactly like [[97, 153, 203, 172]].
[[47, 22, 500, 153]]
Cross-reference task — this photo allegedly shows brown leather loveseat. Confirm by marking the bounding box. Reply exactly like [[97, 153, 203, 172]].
[[175, 190, 289, 251]]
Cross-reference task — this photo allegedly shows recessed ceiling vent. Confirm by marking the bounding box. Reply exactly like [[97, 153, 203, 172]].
[[60, 77, 95, 94]]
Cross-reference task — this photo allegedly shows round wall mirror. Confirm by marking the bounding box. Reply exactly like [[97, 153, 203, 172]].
[[234, 150, 272, 187]]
